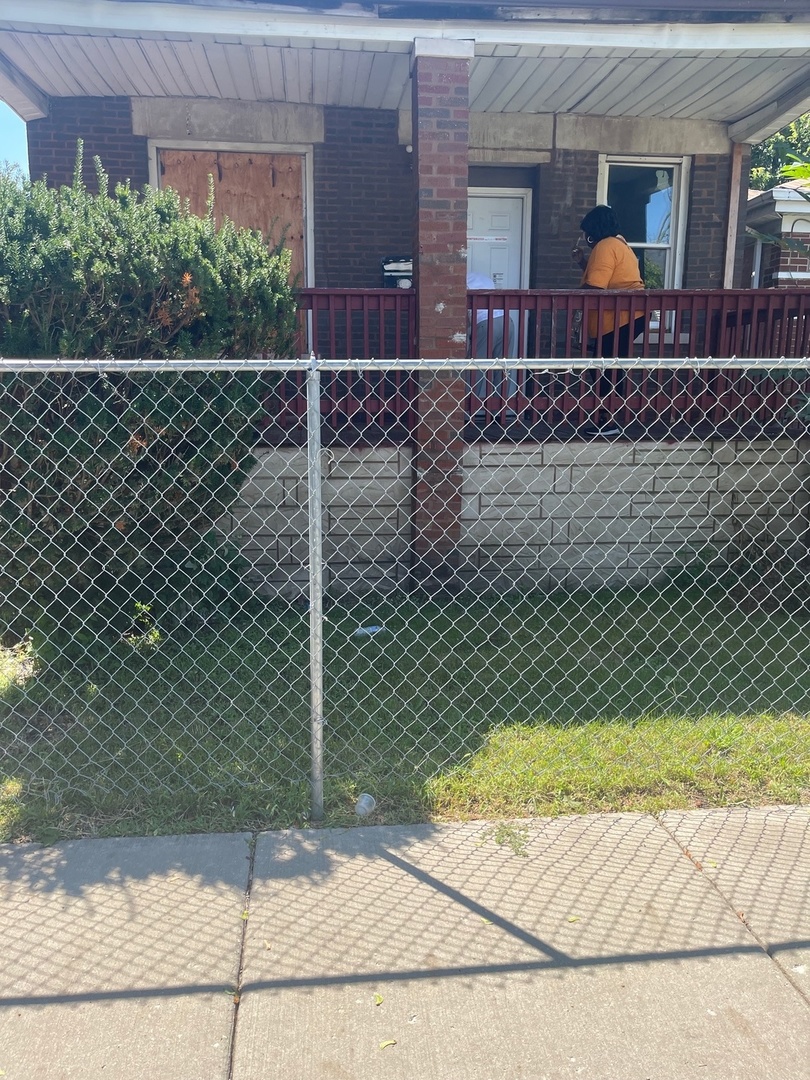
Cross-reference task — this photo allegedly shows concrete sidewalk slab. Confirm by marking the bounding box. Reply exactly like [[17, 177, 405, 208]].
[[0, 832, 251, 1080], [661, 806, 810, 997], [233, 814, 810, 1080]]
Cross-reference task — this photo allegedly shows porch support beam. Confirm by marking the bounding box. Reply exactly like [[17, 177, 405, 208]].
[[723, 142, 744, 289], [410, 38, 473, 581]]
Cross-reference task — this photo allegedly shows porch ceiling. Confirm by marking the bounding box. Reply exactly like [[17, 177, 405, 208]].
[[2, 5, 810, 139]]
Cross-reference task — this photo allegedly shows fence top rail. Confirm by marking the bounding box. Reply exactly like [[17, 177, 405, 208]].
[[3, 356, 810, 373]]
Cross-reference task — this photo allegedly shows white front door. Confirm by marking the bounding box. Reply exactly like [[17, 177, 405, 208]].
[[467, 189, 530, 288], [467, 189, 530, 366]]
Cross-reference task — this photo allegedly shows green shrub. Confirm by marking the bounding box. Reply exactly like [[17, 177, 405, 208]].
[[0, 147, 296, 359], [0, 150, 296, 667]]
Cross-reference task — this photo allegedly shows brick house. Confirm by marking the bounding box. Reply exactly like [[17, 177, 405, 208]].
[[3, 0, 810, 594], [746, 180, 810, 289]]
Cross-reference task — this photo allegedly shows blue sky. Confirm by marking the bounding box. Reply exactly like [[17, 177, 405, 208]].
[[0, 101, 29, 174]]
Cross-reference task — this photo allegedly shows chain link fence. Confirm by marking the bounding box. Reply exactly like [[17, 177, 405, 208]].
[[2, 357, 810, 839]]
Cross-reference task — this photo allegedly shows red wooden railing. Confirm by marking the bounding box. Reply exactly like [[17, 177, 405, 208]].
[[265, 288, 418, 441], [297, 288, 416, 359], [264, 288, 810, 442], [467, 366, 810, 436], [466, 288, 810, 361], [466, 289, 810, 432]]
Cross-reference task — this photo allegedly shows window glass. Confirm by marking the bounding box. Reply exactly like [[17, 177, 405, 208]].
[[603, 160, 682, 288], [639, 249, 667, 289], [607, 165, 674, 245]]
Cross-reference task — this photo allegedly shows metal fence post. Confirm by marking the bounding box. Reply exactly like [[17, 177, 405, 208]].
[[306, 355, 325, 821]]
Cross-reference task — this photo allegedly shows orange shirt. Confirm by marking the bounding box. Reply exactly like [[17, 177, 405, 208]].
[[581, 236, 644, 336]]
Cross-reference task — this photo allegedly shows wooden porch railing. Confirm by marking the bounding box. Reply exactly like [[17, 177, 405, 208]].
[[466, 289, 810, 434], [297, 287, 416, 360], [466, 288, 810, 361], [265, 288, 418, 442], [263, 288, 810, 443]]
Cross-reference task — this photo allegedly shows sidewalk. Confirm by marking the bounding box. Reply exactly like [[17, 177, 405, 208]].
[[1, 808, 808, 1080]]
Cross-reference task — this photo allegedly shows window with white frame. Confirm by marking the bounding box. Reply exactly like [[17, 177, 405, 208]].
[[598, 157, 690, 289]]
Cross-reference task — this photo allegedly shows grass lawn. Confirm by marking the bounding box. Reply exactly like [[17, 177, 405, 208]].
[[2, 583, 809, 842]]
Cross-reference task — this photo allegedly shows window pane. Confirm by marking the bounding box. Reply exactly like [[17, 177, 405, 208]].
[[607, 165, 675, 245], [635, 248, 668, 288]]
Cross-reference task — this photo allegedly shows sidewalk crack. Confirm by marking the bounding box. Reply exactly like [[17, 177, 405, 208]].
[[653, 814, 810, 1011], [227, 832, 258, 1080]]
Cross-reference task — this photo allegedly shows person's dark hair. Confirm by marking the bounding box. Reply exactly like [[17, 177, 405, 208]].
[[579, 204, 621, 244]]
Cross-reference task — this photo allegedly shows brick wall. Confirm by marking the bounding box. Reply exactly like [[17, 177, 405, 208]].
[[778, 244, 810, 282], [27, 98, 149, 191], [737, 234, 809, 290], [411, 53, 470, 358], [683, 154, 731, 289], [535, 149, 600, 289], [531, 149, 744, 290], [498, 148, 742, 291], [410, 51, 471, 571], [313, 108, 412, 288], [761, 242, 782, 289], [25, 99, 738, 297]]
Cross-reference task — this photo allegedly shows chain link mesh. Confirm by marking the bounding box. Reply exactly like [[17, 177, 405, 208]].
[[2, 358, 809, 837]]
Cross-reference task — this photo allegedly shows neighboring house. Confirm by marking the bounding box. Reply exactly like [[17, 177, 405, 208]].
[[2, 0, 810, 594], [745, 180, 810, 288]]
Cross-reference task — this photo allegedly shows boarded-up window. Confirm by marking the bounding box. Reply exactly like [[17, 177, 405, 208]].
[[158, 149, 305, 283]]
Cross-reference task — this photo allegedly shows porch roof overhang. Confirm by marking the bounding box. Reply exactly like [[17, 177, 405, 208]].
[[2, 0, 810, 144]]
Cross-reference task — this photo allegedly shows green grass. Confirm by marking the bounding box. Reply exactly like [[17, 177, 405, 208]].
[[2, 584, 810, 842]]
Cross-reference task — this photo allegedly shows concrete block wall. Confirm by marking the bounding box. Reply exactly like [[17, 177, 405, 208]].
[[225, 440, 808, 598], [222, 446, 413, 597], [458, 440, 809, 592]]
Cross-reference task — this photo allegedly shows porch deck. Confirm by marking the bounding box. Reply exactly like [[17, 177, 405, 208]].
[[265, 288, 810, 445]]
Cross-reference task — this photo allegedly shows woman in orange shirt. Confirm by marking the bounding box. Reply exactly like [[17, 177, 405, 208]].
[[572, 205, 645, 358]]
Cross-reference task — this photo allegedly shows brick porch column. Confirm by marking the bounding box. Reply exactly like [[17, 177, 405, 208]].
[[410, 38, 473, 581]]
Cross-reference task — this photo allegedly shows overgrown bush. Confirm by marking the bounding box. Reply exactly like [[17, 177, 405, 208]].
[[0, 150, 296, 666], [0, 147, 296, 358]]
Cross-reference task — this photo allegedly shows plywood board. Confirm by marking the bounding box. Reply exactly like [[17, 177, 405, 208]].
[[158, 148, 305, 282]]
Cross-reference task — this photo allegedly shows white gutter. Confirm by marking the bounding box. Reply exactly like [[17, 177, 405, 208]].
[[4, 0, 810, 51], [748, 185, 810, 228]]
